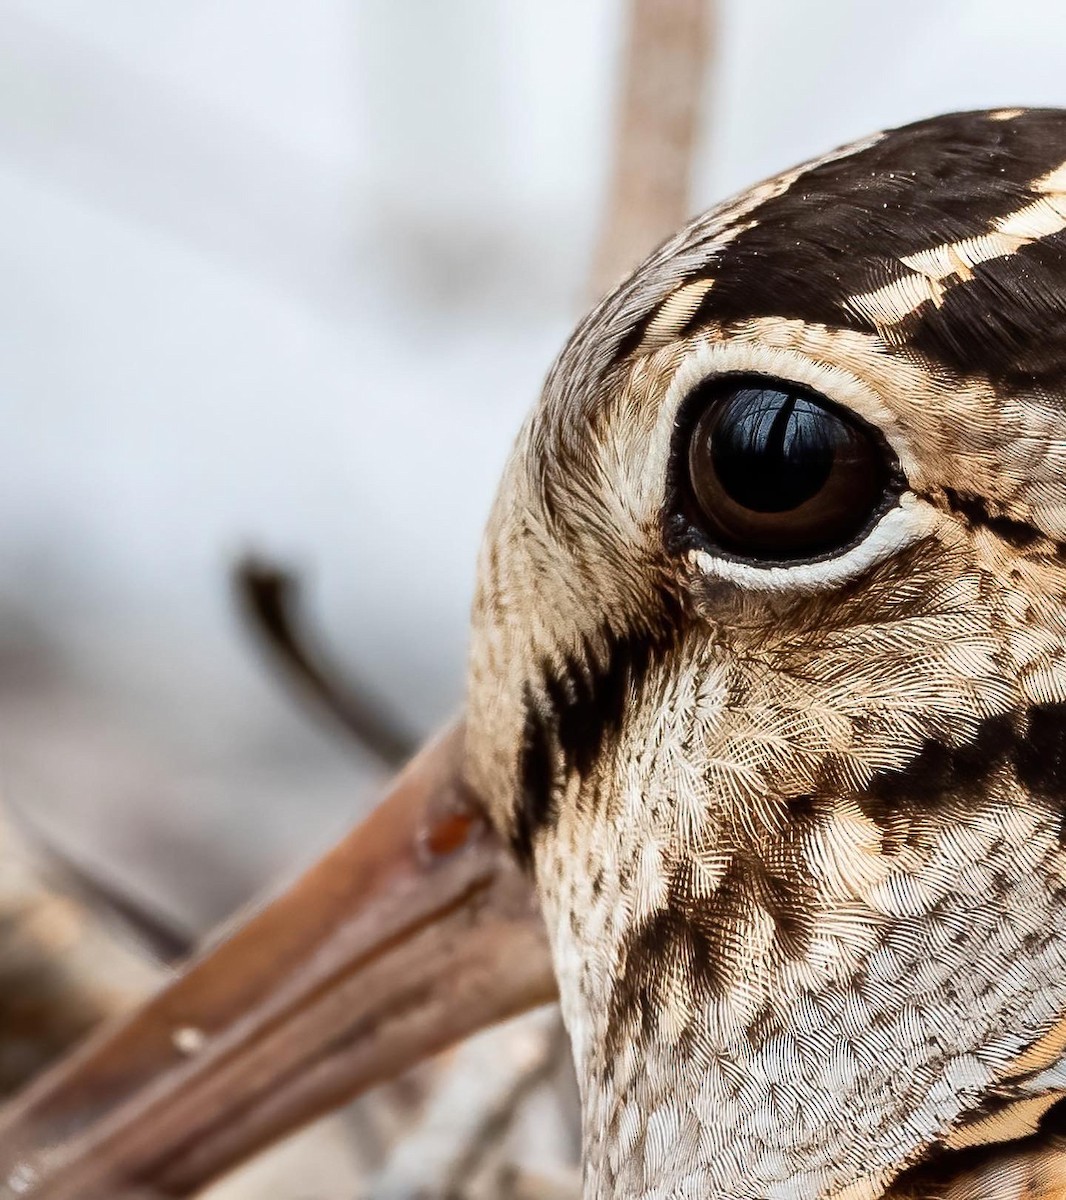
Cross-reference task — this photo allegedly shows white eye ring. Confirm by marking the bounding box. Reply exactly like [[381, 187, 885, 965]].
[[644, 334, 933, 592], [684, 491, 938, 594]]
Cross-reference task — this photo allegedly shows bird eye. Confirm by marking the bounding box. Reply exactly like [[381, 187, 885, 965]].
[[683, 375, 895, 560]]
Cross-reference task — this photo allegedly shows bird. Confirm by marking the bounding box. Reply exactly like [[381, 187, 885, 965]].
[[461, 105, 1066, 1198], [7, 105, 1066, 1200]]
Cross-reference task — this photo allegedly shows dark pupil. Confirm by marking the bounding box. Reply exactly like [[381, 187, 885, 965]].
[[710, 389, 835, 513], [684, 375, 891, 559]]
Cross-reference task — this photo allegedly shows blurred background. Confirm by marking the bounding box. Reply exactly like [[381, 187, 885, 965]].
[[3, 0, 1066, 1194]]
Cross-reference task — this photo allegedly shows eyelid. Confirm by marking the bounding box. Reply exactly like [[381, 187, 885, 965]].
[[657, 338, 921, 480], [682, 493, 936, 594]]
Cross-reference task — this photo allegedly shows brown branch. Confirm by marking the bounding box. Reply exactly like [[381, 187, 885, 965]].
[[232, 555, 417, 768], [589, 0, 714, 297]]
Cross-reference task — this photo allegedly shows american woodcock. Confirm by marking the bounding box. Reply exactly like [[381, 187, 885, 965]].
[[6, 106, 1066, 1200]]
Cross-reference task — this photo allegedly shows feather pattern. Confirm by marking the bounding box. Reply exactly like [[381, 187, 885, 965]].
[[464, 109, 1066, 1199]]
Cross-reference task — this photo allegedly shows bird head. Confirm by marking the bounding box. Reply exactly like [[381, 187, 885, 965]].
[[7, 108, 1066, 1200], [462, 107, 1066, 1197]]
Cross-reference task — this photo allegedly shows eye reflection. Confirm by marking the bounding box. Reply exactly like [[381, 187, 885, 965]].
[[683, 376, 894, 559]]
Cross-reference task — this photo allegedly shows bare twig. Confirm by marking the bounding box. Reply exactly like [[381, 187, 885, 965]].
[[26, 838, 192, 966], [233, 555, 417, 768], [590, 0, 714, 296], [442, 1019, 570, 1196], [0, 812, 161, 1098]]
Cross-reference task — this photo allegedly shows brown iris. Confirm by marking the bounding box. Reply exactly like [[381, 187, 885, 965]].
[[685, 376, 892, 559]]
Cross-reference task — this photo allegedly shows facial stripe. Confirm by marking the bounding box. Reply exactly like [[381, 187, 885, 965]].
[[1016, 703, 1066, 813], [605, 838, 819, 1059], [513, 682, 555, 867], [683, 112, 1066, 308], [604, 130, 886, 366], [512, 605, 684, 866], [612, 110, 1066, 389], [846, 160, 1066, 337], [937, 488, 1047, 550], [903, 232, 1066, 384], [604, 702, 1066, 1050]]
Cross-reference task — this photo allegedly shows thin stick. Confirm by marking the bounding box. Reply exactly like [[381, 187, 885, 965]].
[[35, 845, 193, 966], [441, 1020, 570, 1195], [233, 555, 417, 768], [589, 0, 713, 297], [0, 816, 161, 1098]]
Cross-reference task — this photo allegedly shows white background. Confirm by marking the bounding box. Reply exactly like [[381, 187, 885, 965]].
[[1, 0, 1063, 929]]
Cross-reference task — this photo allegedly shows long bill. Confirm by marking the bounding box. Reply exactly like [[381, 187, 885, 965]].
[[0, 723, 555, 1199]]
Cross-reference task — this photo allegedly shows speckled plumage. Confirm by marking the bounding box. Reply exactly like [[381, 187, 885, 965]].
[[464, 109, 1066, 1198]]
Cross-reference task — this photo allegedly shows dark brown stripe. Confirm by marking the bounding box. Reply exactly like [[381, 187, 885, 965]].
[[613, 109, 1066, 390], [614, 317, 654, 364], [512, 601, 683, 866], [938, 488, 1044, 549], [856, 710, 1019, 836], [1016, 703, 1066, 809], [690, 109, 1066, 324], [605, 839, 818, 1059], [903, 231, 1066, 386], [605, 702, 1066, 1050], [512, 681, 556, 867], [849, 704, 1066, 847]]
